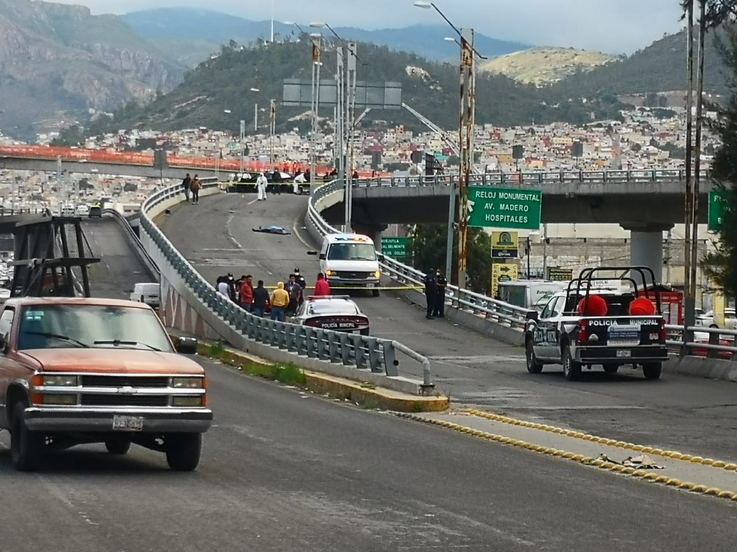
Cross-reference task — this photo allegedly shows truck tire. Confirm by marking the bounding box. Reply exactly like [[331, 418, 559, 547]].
[[105, 439, 131, 455], [372, 288, 380, 297], [562, 346, 582, 381], [642, 363, 662, 380], [603, 364, 619, 374], [526, 340, 544, 374], [11, 403, 44, 472], [166, 433, 202, 472]]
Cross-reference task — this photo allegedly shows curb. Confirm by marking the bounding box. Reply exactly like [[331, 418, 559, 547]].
[[396, 412, 737, 503], [192, 340, 449, 413], [463, 408, 737, 473]]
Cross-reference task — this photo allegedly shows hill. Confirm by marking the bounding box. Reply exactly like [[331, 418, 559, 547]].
[[87, 40, 627, 137], [481, 47, 617, 85], [0, 0, 184, 140], [554, 28, 726, 96], [122, 8, 532, 67]]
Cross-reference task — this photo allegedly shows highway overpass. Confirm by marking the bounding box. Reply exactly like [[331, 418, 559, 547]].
[[319, 172, 715, 282]]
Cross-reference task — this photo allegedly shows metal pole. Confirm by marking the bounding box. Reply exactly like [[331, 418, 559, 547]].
[[254, 103, 258, 132], [691, 0, 706, 308], [269, 99, 276, 170], [239, 120, 246, 174], [445, 175, 455, 282], [315, 57, 321, 191], [310, 56, 316, 186], [683, 1, 696, 352], [542, 223, 548, 279], [457, 28, 475, 290], [346, 42, 358, 228], [527, 237, 531, 280], [311, 36, 322, 191]]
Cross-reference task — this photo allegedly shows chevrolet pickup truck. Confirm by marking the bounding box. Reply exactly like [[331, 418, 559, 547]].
[[524, 267, 669, 381], [0, 297, 212, 471]]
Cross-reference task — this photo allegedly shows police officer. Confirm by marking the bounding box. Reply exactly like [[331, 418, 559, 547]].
[[424, 268, 437, 320], [434, 269, 447, 318]]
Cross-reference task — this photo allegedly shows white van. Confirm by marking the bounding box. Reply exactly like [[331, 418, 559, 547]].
[[319, 234, 381, 296], [498, 280, 568, 311], [60, 204, 76, 217], [130, 283, 160, 309]]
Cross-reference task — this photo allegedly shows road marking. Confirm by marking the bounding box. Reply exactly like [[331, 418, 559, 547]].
[[247, 198, 259, 206], [226, 214, 244, 249]]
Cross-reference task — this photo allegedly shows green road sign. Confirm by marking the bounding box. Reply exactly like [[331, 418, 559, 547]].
[[382, 237, 410, 258], [467, 187, 542, 230], [709, 190, 730, 232]]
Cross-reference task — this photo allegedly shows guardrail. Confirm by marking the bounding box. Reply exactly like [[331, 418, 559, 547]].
[[352, 169, 711, 188], [102, 208, 160, 280], [139, 182, 434, 390], [308, 180, 530, 332], [0, 207, 49, 216], [666, 325, 737, 360]]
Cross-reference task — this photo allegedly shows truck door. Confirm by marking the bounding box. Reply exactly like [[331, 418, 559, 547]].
[[534, 296, 564, 360]]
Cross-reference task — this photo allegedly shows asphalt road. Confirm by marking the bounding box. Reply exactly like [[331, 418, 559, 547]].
[[154, 192, 737, 464], [78, 216, 155, 299], [0, 358, 735, 551]]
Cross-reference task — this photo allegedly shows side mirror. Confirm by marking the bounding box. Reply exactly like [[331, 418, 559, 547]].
[[307, 250, 318, 256], [176, 337, 198, 355], [319, 253, 326, 260], [526, 310, 539, 322]]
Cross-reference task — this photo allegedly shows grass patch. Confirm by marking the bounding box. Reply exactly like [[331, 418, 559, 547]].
[[236, 361, 306, 386], [411, 402, 425, 413], [362, 401, 380, 410], [210, 341, 225, 359]]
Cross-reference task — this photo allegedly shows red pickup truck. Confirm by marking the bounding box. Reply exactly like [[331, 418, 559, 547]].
[[0, 297, 212, 471]]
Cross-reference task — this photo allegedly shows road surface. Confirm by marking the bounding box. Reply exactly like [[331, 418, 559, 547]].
[[0, 357, 735, 551], [156, 193, 737, 464]]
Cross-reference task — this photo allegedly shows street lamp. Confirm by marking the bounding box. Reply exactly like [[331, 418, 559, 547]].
[[311, 21, 359, 230], [250, 88, 277, 170], [415, 1, 481, 289]]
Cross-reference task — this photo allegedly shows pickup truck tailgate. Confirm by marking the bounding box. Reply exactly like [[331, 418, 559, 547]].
[[584, 316, 664, 346]]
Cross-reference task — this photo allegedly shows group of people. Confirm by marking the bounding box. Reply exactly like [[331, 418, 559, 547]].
[[181, 174, 202, 204], [215, 270, 332, 322], [423, 269, 448, 320]]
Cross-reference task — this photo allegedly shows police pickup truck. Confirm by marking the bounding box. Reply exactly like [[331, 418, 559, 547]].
[[525, 267, 669, 381]]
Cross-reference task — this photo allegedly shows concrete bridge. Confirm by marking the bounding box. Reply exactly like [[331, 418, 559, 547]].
[[319, 171, 715, 283]]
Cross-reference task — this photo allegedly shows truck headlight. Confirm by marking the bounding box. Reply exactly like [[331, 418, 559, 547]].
[[171, 377, 206, 389], [42, 375, 79, 387], [172, 396, 205, 407], [374, 271, 381, 279], [325, 270, 336, 277]]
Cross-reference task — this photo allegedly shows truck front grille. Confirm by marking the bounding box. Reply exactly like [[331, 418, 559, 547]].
[[81, 375, 170, 388], [80, 395, 169, 407]]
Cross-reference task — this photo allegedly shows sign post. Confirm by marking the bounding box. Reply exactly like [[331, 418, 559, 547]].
[[468, 187, 542, 230], [491, 263, 518, 299]]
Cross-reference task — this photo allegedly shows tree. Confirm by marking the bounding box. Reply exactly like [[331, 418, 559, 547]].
[[410, 224, 491, 294], [702, 26, 737, 298]]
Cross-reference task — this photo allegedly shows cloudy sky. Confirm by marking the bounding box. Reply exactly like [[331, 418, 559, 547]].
[[53, 0, 686, 54]]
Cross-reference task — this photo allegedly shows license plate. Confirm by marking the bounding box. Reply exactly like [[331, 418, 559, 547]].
[[616, 350, 631, 358], [366, 283, 375, 288], [112, 415, 144, 431]]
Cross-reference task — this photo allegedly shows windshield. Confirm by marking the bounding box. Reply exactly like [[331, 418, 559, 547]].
[[17, 305, 174, 352], [327, 243, 376, 261], [309, 301, 359, 315]]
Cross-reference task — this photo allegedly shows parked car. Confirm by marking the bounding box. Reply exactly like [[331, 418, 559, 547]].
[[290, 295, 370, 335], [89, 205, 102, 218]]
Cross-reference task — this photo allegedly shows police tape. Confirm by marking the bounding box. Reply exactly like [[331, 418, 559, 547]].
[[262, 285, 424, 291]]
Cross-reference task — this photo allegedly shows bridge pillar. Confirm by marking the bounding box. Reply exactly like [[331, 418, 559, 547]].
[[351, 223, 388, 251], [620, 223, 673, 284]]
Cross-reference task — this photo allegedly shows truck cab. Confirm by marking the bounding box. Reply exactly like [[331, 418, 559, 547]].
[[319, 234, 381, 296]]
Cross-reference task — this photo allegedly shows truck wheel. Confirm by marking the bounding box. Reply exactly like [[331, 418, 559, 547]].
[[562, 346, 582, 381], [166, 433, 202, 472], [642, 363, 662, 380], [10, 403, 44, 472], [372, 288, 380, 297], [526, 340, 544, 374], [603, 364, 619, 374], [105, 439, 131, 455]]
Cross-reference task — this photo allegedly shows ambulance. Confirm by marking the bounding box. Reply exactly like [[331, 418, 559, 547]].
[[319, 234, 381, 296]]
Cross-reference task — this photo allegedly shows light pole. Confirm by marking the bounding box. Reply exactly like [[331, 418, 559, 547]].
[[415, 1, 485, 289], [311, 22, 359, 230], [251, 88, 277, 170]]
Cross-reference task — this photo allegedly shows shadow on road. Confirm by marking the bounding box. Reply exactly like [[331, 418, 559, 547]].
[[0, 447, 177, 475]]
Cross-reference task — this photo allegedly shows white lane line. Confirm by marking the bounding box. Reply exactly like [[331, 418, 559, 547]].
[[226, 214, 244, 249], [247, 198, 259, 206]]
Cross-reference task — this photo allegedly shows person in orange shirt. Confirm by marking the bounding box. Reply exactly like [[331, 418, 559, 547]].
[[314, 273, 331, 296]]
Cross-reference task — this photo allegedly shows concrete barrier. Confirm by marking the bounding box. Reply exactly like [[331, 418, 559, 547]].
[[665, 355, 737, 382]]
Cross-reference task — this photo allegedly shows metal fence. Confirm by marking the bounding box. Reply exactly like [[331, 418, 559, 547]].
[[666, 325, 737, 360], [102, 208, 160, 280], [308, 180, 530, 331], [352, 169, 711, 188], [140, 182, 433, 388]]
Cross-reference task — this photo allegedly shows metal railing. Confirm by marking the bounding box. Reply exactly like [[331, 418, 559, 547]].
[[102, 208, 160, 279], [666, 325, 737, 360], [140, 182, 433, 388], [0, 206, 49, 216], [352, 169, 711, 189], [308, 180, 530, 331]]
